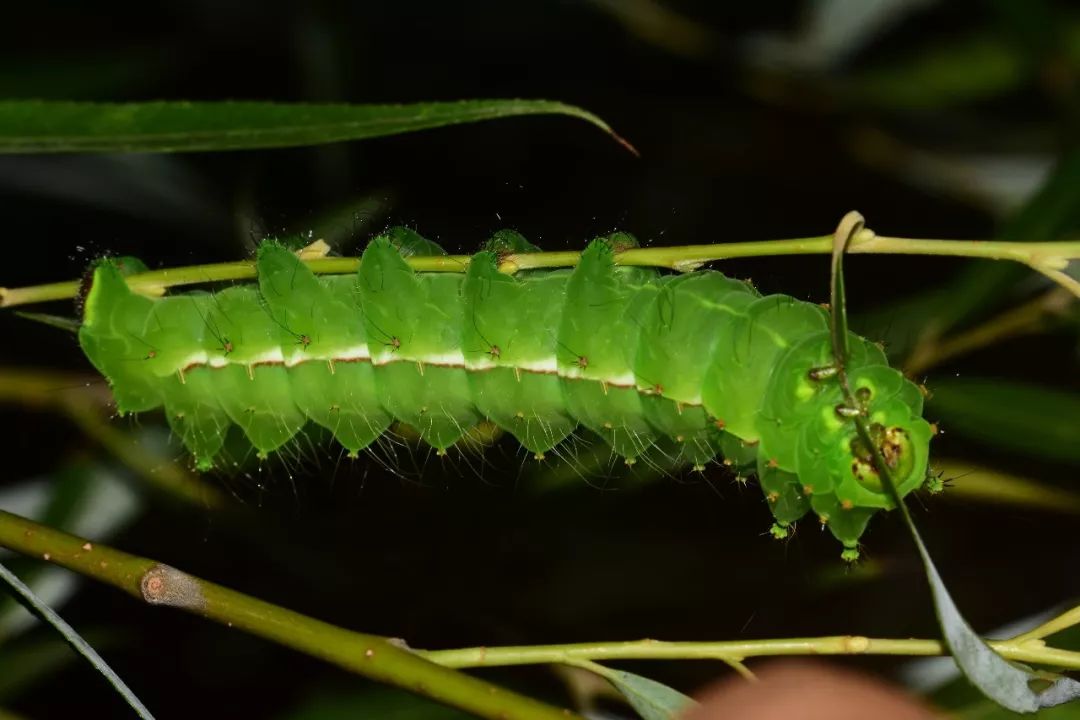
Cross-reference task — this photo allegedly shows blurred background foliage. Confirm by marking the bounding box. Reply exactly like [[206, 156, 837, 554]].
[[0, 0, 1078, 718]]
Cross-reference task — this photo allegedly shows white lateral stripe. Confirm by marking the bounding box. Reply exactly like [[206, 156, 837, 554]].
[[515, 356, 558, 373], [246, 348, 286, 365], [175, 347, 648, 393], [337, 344, 371, 361]]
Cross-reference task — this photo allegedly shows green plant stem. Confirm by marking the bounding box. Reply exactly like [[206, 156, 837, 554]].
[[3, 228, 1079, 308], [3, 507, 1080, 704], [0, 508, 580, 720], [903, 287, 1074, 376], [419, 633, 1080, 670], [1014, 606, 1080, 644]]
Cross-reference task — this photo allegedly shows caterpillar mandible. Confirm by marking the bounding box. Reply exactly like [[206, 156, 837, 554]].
[[77, 228, 934, 558]]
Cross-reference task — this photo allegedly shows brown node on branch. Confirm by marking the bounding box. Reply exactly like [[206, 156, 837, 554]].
[[140, 564, 206, 611]]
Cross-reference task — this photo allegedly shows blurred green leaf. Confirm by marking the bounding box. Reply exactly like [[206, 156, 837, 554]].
[[933, 458, 1080, 513], [849, 33, 1027, 110], [929, 379, 1080, 466], [862, 147, 1080, 363], [936, 148, 1080, 335], [0, 100, 629, 154], [847, 17, 1080, 110], [588, 664, 695, 720]]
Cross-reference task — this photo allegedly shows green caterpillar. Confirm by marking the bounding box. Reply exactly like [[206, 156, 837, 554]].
[[78, 228, 933, 557]]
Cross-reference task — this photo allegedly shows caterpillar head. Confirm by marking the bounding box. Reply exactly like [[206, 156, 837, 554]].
[[797, 363, 932, 558], [849, 422, 918, 493], [801, 364, 933, 510], [758, 331, 933, 555]]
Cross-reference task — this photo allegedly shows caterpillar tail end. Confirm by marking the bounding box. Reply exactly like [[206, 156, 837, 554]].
[[841, 546, 861, 563], [769, 522, 790, 540]]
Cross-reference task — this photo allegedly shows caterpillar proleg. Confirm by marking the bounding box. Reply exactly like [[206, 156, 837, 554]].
[[78, 228, 934, 556]]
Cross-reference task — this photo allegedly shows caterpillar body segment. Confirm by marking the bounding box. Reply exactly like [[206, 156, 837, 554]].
[[558, 238, 670, 462], [78, 229, 933, 554], [358, 232, 481, 451], [463, 232, 577, 457]]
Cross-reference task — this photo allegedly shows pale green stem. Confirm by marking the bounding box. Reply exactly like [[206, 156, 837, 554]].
[[3, 230, 1079, 308], [419, 633, 1080, 672], [0, 509, 580, 720], [3, 505, 1079, 707], [903, 287, 1074, 376], [1013, 605, 1080, 643]]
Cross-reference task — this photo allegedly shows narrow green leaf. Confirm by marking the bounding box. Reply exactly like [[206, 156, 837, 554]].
[[0, 561, 155, 719], [0, 100, 631, 154], [13, 311, 79, 334], [847, 33, 1027, 110], [929, 623, 1080, 718], [929, 380, 1080, 466], [829, 218, 1080, 714], [593, 666, 695, 720]]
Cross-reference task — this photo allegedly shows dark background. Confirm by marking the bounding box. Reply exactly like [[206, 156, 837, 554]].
[[0, 1, 1077, 718]]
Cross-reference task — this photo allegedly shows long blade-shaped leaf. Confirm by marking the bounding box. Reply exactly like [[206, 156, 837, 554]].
[[0, 100, 633, 154], [0, 560, 154, 719], [829, 212, 1080, 714]]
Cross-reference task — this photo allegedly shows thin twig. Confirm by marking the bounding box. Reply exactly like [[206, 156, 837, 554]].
[[3, 231, 1078, 308], [904, 287, 1074, 376], [3, 508, 1080, 704], [418, 633, 1080, 671], [0, 508, 579, 720], [1013, 606, 1080, 644]]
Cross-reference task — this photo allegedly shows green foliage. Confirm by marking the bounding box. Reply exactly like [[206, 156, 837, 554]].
[[929, 379, 1080, 466], [0, 100, 624, 154]]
